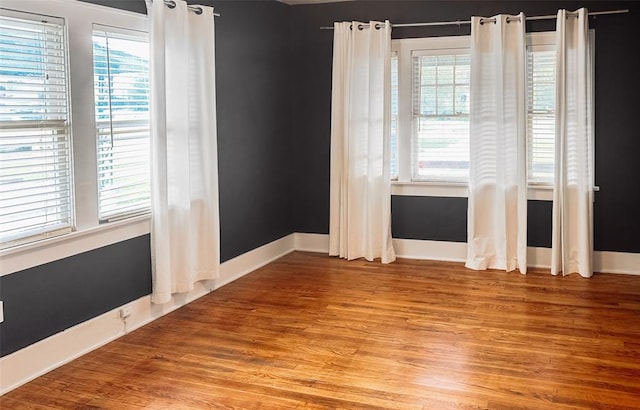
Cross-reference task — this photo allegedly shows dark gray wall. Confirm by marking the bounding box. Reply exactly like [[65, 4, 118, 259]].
[[214, 1, 294, 261], [0, 236, 152, 356], [0, 0, 294, 357], [3, 0, 639, 360], [80, 0, 294, 262], [291, 1, 640, 254]]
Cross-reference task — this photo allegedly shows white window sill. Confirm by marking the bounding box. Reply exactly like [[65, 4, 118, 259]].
[[391, 181, 556, 201], [391, 181, 469, 197], [0, 215, 151, 277]]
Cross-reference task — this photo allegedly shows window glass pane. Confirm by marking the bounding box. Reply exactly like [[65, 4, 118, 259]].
[[435, 55, 454, 84], [455, 56, 470, 84], [0, 13, 73, 247], [527, 48, 556, 184], [455, 85, 470, 115], [93, 27, 150, 221], [414, 117, 469, 181], [412, 51, 470, 182], [531, 82, 554, 111], [437, 85, 454, 115], [390, 51, 398, 179], [420, 59, 436, 85], [420, 86, 436, 115]]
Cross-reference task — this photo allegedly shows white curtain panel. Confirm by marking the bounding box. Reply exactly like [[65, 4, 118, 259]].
[[551, 8, 594, 277], [146, 0, 220, 304], [329, 21, 396, 264], [466, 13, 527, 273]]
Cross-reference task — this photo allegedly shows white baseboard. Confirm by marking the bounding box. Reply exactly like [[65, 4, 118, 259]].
[[393, 238, 467, 262], [2, 232, 637, 395], [594, 251, 640, 275], [293, 234, 469, 262], [0, 233, 296, 395], [293, 234, 468, 263], [294, 233, 640, 275], [294, 232, 329, 253], [527, 246, 552, 268]]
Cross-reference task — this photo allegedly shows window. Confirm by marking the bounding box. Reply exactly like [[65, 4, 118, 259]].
[[93, 26, 150, 221], [392, 36, 470, 185], [412, 52, 470, 182], [0, 12, 73, 247], [390, 51, 398, 179], [392, 32, 594, 194], [526, 41, 555, 185], [0, 0, 148, 256]]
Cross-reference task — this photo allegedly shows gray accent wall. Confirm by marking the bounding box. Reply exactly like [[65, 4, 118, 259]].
[[290, 1, 640, 254], [0, 236, 152, 357], [2, 0, 639, 359], [0, 0, 294, 357]]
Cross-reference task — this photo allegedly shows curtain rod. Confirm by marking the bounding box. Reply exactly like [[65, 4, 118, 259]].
[[160, 0, 221, 17], [319, 9, 628, 30]]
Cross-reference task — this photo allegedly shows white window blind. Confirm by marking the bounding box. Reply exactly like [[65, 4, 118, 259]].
[[92, 26, 150, 221], [390, 51, 398, 179], [527, 45, 556, 185], [412, 52, 470, 182], [0, 12, 73, 247]]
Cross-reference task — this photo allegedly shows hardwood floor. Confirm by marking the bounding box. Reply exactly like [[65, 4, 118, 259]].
[[2, 251, 640, 409]]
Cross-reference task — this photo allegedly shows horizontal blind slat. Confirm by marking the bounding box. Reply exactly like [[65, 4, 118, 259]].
[[412, 53, 470, 182], [0, 13, 72, 247], [527, 47, 556, 184], [93, 27, 151, 221]]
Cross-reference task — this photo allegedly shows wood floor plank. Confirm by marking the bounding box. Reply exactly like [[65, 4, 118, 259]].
[[2, 251, 640, 409]]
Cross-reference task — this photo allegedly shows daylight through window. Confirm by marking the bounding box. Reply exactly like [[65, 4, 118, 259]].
[[412, 52, 470, 182], [0, 13, 73, 247], [93, 27, 150, 221], [391, 33, 592, 190]]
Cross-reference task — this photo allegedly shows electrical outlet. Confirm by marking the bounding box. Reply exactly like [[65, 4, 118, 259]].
[[119, 306, 132, 320], [0, 301, 4, 323]]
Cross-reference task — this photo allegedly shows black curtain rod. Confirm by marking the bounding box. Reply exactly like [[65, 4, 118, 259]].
[[319, 9, 628, 30], [160, 0, 221, 17]]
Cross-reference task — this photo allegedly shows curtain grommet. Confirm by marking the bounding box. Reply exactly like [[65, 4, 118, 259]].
[[193, 6, 203, 15], [358, 24, 364, 30]]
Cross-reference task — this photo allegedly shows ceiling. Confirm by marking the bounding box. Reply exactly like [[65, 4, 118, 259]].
[[279, 0, 353, 5]]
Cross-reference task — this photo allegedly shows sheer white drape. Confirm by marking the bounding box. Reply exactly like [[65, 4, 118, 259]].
[[329, 21, 396, 263], [551, 8, 593, 277], [146, 0, 220, 304], [466, 13, 527, 273]]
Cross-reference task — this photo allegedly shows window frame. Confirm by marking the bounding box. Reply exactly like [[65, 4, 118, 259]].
[[92, 24, 151, 222], [410, 48, 471, 183], [391, 31, 596, 199], [0, 0, 150, 276], [392, 36, 470, 188], [0, 9, 74, 248], [526, 31, 559, 188]]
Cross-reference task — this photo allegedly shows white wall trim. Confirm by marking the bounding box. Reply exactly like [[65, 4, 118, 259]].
[[0, 0, 150, 278], [527, 246, 552, 269], [594, 251, 640, 275], [2, 232, 637, 395], [294, 232, 330, 253], [0, 233, 295, 395], [0, 217, 151, 277], [390, 181, 554, 201], [393, 238, 467, 262], [294, 233, 640, 275]]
